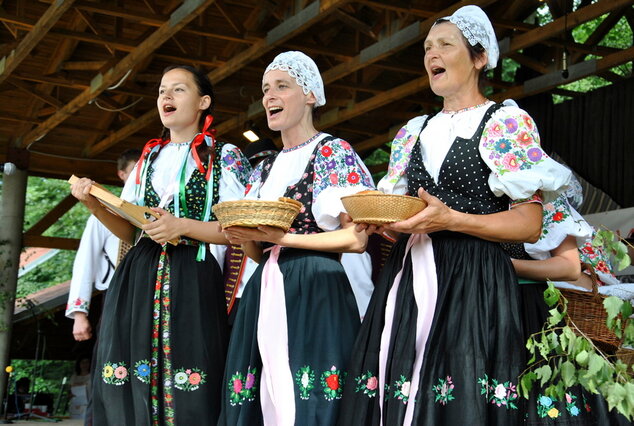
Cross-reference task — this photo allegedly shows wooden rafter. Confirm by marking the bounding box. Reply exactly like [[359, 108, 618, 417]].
[[23, 194, 78, 237], [20, 0, 217, 148], [86, 0, 353, 157], [0, 0, 76, 85]]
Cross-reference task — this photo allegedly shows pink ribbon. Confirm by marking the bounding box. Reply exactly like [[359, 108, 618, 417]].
[[257, 245, 295, 426], [377, 233, 438, 426]]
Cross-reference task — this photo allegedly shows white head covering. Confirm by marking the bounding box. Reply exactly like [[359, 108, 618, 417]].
[[440, 5, 499, 70], [264, 51, 326, 107]]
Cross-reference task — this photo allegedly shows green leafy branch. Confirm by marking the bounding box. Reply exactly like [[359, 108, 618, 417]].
[[519, 282, 634, 420], [593, 227, 632, 272]]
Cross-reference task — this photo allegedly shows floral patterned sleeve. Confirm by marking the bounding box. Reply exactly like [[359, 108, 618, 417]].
[[479, 106, 571, 203], [312, 137, 374, 230], [377, 115, 427, 194], [218, 144, 252, 202], [523, 194, 593, 260]]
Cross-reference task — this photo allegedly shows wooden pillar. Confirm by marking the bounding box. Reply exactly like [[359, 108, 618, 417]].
[[0, 162, 27, 408]]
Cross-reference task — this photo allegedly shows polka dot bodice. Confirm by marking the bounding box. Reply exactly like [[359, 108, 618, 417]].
[[406, 103, 509, 215], [144, 143, 223, 221], [259, 136, 338, 235]]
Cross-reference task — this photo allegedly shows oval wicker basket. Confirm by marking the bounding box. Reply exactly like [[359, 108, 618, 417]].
[[560, 263, 622, 353], [341, 192, 426, 225], [213, 197, 303, 232]]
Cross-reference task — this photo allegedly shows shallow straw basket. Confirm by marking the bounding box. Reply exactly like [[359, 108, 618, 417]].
[[341, 191, 426, 225], [213, 197, 303, 232], [561, 263, 622, 353]]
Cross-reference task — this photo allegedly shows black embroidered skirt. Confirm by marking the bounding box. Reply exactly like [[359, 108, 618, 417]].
[[91, 237, 229, 425], [219, 248, 361, 425], [339, 232, 525, 425]]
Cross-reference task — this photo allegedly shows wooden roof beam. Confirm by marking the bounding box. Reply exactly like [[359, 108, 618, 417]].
[[502, 0, 633, 53], [215, 0, 498, 136], [20, 0, 216, 149], [22, 236, 80, 251], [493, 45, 634, 101], [215, 0, 245, 34], [0, 0, 76, 85], [86, 0, 353, 157], [8, 78, 63, 109], [24, 194, 78, 238], [570, 6, 628, 63]]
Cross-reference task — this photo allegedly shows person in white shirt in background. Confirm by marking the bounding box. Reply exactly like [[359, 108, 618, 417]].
[[65, 148, 141, 341]]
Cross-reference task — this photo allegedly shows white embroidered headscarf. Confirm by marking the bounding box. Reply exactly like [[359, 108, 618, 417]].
[[440, 5, 499, 70], [264, 51, 326, 107]]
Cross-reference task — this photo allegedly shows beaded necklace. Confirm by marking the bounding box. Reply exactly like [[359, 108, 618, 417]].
[[441, 100, 491, 116], [281, 132, 323, 153]]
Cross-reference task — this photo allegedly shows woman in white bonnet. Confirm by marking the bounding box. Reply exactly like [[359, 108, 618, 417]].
[[219, 51, 374, 425], [339, 5, 572, 425]]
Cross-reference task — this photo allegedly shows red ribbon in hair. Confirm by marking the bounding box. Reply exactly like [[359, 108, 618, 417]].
[[191, 114, 216, 181], [135, 137, 170, 185]]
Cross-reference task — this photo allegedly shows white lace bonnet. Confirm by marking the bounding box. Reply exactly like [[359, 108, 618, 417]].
[[439, 5, 499, 70], [264, 51, 326, 107]]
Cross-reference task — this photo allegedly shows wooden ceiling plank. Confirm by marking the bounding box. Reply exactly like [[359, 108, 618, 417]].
[[8, 77, 62, 108], [20, 0, 217, 149], [216, 0, 498, 136], [506, 52, 551, 75], [24, 194, 78, 237], [505, 0, 633, 53], [61, 60, 109, 71], [74, 8, 115, 56], [87, 0, 352, 157], [334, 9, 377, 40], [215, 0, 245, 34], [0, 0, 76, 85]]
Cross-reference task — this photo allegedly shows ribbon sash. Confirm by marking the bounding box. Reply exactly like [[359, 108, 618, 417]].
[[257, 245, 295, 426], [377, 233, 438, 426]]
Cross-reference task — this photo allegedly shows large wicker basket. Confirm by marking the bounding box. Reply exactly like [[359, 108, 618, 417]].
[[341, 191, 426, 225], [561, 263, 622, 353], [213, 197, 303, 232]]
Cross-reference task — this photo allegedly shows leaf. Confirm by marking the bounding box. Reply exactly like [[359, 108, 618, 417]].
[[543, 282, 560, 307], [547, 307, 565, 327], [537, 365, 552, 387], [624, 382, 634, 408], [620, 300, 633, 319], [520, 373, 534, 399], [575, 350, 589, 366], [560, 360, 576, 387], [605, 383, 626, 412], [604, 296, 624, 320], [587, 353, 604, 377]]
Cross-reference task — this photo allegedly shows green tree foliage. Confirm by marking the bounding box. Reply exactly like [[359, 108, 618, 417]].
[[13, 176, 122, 298]]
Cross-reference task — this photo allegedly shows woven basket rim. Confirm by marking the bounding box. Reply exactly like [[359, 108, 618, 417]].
[[341, 192, 424, 203]]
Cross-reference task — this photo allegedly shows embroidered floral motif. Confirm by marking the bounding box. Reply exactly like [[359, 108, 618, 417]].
[[228, 367, 257, 406], [354, 371, 378, 398], [382, 119, 425, 186], [102, 362, 129, 386], [321, 366, 344, 401], [481, 112, 547, 176], [393, 375, 411, 404], [134, 359, 151, 384], [579, 229, 616, 282], [67, 297, 89, 313], [432, 376, 455, 405], [313, 139, 373, 199], [295, 365, 315, 400], [221, 146, 251, 184], [538, 196, 571, 240], [478, 374, 518, 410], [565, 393, 581, 416], [173, 367, 206, 392]]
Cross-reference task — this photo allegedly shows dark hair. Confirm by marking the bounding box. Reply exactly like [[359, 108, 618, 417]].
[[433, 19, 488, 90], [159, 65, 215, 141], [117, 148, 142, 171]]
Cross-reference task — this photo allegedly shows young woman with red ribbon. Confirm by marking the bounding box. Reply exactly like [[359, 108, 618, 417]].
[[71, 65, 251, 425]]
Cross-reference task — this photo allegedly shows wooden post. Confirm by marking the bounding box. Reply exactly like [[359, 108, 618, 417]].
[[0, 164, 27, 409]]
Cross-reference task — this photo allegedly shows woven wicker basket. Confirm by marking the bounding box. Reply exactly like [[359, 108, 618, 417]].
[[341, 191, 426, 225], [561, 263, 622, 353], [213, 197, 303, 232]]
